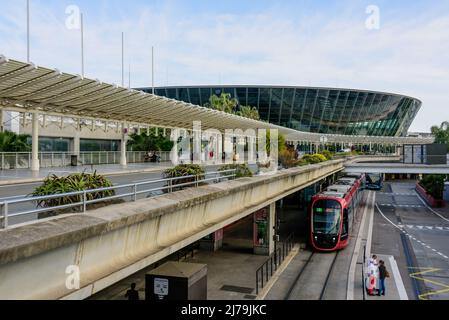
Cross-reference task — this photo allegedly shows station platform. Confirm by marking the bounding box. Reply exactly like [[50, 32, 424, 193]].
[[260, 190, 409, 300], [0, 162, 172, 185], [365, 254, 408, 300], [90, 248, 269, 300]]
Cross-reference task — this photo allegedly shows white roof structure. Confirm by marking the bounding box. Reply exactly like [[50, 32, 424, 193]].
[[0, 55, 434, 145]]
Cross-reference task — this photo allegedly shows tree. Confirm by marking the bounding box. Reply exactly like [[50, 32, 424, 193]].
[[431, 121, 449, 149], [236, 105, 261, 120], [265, 130, 286, 155], [205, 93, 238, 114], [127, 129, 173, 152], [0, 131, 31, 152]]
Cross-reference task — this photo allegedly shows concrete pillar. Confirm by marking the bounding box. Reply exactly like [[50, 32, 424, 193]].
[[0, 110, 3, 132], [253, 203, 276, 256], [73, 133, 80, 156], [31, 112, 40, 171], [199, 229, 223, 252], [120, 123, 127, 166]]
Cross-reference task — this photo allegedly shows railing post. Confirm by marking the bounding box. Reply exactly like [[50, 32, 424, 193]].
[[1, 153, 4, 169], [195, 175, 199, 188], [3, 202, 8, 229], [15, 153, 18, 169], [256, 271, 259, 295], [83, 191, 87, 213], [133, 184, 137, 202], [169, 179, 173, 193]]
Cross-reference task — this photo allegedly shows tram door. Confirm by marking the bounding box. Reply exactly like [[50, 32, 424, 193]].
[[341, 208, 349, 241]]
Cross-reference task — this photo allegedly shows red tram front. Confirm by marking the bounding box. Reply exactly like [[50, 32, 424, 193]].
[[309, 174, 364, 252]]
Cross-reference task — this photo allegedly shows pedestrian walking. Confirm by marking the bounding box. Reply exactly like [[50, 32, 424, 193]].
[[125, 283, 140, 300], [378, 260, 389, 296], [366, 259, 378, 296]]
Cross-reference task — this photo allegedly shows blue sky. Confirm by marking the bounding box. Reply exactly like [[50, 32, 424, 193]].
[[1, 0, 449, 132]]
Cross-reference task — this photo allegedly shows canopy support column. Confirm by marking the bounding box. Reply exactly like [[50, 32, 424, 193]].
[[120, 123, 127, 167], [31, 112, 40, 171]]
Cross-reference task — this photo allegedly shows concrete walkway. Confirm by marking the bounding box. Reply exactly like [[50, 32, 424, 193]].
[[0, 162, 172, 185]]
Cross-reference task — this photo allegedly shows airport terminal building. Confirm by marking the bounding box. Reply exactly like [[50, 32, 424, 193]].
[[138, 86, 421, 137]]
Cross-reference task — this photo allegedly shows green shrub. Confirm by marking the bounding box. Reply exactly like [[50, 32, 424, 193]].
[[296, 160, 309, 167], [321, 150, 334, 161], [420, 175, 448, 200], [32, 171, 115, 208], [163, 164, 206, 191], [302, 154, 327, 164], [219, 163, 253, 178]]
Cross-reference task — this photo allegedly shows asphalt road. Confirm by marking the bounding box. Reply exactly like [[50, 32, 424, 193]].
[[1, 164, 256, 226], [372, 181, 449, 300]]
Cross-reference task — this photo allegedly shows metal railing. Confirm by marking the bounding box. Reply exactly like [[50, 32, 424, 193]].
[[0, 169, 236, 229], [255, 232, 295, 295], [0, 151, 172, 169], [362, 244, 366, 300]]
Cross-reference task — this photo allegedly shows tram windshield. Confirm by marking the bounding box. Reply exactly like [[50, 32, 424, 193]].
[[312, 200, 342, 235]]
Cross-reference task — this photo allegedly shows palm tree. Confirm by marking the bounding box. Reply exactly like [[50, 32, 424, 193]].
[[205, 93, 238, 114], [0, 130, 31, 152], [236, 105, 261, 120], [431, 121, 449, 148], [0, 131, 32, 169], [127, 129, 173, 152]]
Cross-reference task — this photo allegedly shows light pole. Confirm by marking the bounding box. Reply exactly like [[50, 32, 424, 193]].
[[152, 46, 155, 94], [26, 0, 30, 63], [121, 32, 124, 87], [80, 13, 84, 77]]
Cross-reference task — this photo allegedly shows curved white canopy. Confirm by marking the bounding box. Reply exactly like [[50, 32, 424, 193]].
[[0, 55, 434, 145]]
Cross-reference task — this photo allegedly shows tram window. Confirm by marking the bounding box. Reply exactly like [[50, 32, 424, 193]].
[[312, 200, 342, 235]]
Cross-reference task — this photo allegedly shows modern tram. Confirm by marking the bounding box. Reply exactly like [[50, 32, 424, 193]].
[[309, 173, 365, 252]]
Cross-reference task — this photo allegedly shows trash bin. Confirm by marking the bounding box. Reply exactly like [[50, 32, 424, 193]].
[[71, 155, 78, 166]]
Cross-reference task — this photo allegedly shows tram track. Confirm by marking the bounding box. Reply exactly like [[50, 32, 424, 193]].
[[285, 250, 340, 300]]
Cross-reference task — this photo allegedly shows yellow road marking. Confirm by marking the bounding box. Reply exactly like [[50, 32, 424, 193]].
[[408, 267, 449, 300]]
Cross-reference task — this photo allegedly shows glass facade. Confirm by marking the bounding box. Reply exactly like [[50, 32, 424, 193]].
[[38, 137, 71, 152], [80, 139, 119, 152], [139, 86, 421, 137]]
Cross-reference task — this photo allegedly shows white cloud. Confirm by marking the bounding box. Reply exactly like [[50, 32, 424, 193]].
[[0, 1, 448, 132]]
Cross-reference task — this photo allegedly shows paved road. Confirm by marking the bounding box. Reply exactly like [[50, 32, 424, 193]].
[[372, 181, 449, 300], [1, 164, 257, 226]]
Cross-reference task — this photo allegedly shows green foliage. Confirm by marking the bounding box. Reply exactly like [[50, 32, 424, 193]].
[[296, 159, 309, 167], [302, 153, 328, 164], [219, 163, 253, 178], [236, 105, 261, 120], [419, 175, 448, 200], [205, 93, 261, 121], [32, 171, 115, 208], [431, 121, 449, 149], [127, 129, 173, 152], [321, 150, 334, 161], [0, 131, 31, 152], [205, 93, 238, 114], [265, 130, 286, 155], [163, 164, 206, 191]]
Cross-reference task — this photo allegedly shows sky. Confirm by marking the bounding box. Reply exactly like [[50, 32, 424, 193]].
[[1, 0, 449, 132]]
